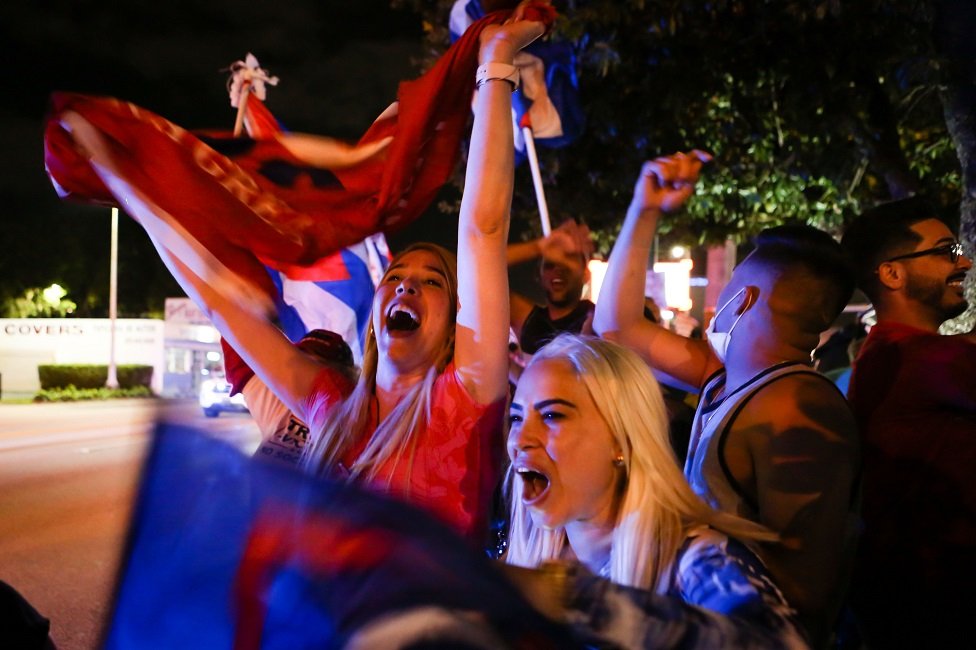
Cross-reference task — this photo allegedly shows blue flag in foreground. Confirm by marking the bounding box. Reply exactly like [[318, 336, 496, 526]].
[[104, 424, 575, 649]]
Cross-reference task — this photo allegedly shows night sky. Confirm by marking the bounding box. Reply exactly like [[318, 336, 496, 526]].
[[0, 1, 453, 315]]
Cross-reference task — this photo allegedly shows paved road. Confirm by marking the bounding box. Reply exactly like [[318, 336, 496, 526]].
[[0, 399, 260, 650]]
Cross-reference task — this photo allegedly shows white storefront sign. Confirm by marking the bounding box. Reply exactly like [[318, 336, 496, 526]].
[[163, 298, 220, 346], [0, 318, 165, 394]]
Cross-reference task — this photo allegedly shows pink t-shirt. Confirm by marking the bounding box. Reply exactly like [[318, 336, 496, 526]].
[[302, 363, 505, 543]]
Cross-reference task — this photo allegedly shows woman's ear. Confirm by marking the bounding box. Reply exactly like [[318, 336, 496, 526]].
[[611, 441, 626, 466]]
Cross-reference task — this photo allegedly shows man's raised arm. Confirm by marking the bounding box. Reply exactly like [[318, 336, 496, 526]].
[[593, 151, 720, 390]]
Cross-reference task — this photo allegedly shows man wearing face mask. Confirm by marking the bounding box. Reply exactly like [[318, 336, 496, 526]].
[[594, 152, 860, 649]]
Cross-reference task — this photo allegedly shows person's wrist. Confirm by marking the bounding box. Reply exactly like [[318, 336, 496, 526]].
[[629, 201, 661, 219], [476, 62, 519, 91], [478, 38, 518, 66], [535, 235, 547, 254]]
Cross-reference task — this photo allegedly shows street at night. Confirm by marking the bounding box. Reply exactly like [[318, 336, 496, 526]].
[[0, 399, 259, 649]]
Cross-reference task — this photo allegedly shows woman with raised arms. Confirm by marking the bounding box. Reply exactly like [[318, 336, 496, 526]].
[[140, 7, 550, 543]]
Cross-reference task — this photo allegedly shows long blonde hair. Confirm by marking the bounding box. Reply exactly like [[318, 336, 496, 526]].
[[300, 243, 459, 486], [505, 334, 775, 591]]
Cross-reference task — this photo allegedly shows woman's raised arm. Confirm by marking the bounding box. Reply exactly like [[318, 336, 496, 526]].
[[155, 245, 325, 420], [454, 9, 546, 404]]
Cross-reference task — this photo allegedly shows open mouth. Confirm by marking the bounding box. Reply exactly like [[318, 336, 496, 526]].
[[516, 467, 550, 504], [386, 305, 420, 332]]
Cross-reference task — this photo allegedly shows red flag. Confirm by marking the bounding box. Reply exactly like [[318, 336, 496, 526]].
[[43, 6, 554, 303]]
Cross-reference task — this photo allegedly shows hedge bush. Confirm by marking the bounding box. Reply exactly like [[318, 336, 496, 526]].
[[37, 364, 154, 390], [33, 385, 154, 402]]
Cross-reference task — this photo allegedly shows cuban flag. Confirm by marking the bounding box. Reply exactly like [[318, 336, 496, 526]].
[[238, 96, 389, 361], [449, 0, 584, 159], [104, 423, 577, 649], [269, 233, 389, 362]]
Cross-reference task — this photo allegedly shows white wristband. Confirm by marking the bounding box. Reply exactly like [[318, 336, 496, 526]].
[[475, 62, 519, 91]]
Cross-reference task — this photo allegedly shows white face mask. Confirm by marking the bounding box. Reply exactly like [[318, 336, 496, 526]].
[[705, 288, 747, 363]]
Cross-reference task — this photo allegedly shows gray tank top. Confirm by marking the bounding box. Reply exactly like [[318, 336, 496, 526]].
[[684, 361, 823, 518]]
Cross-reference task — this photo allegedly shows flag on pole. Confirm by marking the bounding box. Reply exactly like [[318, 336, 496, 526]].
[[227, 58, 389, 361], [227, 52, 280, 138], [104, 423, 577, 649], [449, 0, 584, 160], [235, 94, 282, 141]]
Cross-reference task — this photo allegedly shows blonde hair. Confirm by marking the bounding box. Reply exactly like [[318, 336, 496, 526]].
[[300, 243, 459, 486], [505, 334, 775, 591]]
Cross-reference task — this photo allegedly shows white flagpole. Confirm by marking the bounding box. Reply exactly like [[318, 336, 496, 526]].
[[521, 125, 552, 236], [106, 207, 119, 389], [233, 81, 250, 137], [228, 53, 278, 138]]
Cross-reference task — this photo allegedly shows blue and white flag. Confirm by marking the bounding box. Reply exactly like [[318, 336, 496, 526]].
[[268, 233, 389, 363], [449, 0, 584, 159]]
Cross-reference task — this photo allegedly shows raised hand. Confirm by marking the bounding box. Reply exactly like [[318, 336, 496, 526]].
[[541, 219, 594, 261], [631, 150, 712, 216], [479, 1, 551, 64]]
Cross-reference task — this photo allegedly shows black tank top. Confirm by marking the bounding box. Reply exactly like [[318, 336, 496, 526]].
[[518, 300, 594, 354]]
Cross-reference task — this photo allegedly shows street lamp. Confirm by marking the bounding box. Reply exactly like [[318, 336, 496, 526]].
[[41, 284, 67, 305], [106, 207, 119, 389]]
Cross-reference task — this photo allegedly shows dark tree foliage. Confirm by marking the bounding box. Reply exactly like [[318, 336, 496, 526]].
[[396, 1, 962, 238], [397, 0, 974, 329]]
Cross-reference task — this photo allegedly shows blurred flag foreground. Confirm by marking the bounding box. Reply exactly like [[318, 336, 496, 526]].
[[103, 424, 576, 649]]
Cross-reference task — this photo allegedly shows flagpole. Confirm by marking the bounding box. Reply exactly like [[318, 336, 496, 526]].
[[233, 81, 251, 137], [106, 207, 119, 389], [521, 126, 552, 236]]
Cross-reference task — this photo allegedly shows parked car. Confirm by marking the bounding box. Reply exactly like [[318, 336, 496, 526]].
[[198, 376, 248, 418]]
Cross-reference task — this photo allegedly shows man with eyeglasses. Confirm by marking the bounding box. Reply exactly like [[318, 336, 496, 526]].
[[841, 196, 975, 647]]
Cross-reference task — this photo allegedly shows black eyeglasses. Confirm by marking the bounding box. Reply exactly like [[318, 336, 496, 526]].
[[884, 242, 965, 265]]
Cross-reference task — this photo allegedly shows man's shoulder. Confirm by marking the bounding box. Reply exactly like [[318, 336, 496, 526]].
[[733, 368, 856, 439], [867, 320, 948, 348], [861, 320, 976, 363], [750, 369, 848, 409], [521, 302, 548, 322], [564, 299, 595, 324], [724, 370, 859, 503]]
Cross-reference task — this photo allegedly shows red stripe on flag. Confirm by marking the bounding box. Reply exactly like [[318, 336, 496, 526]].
[[243, 96, 282, 139]]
